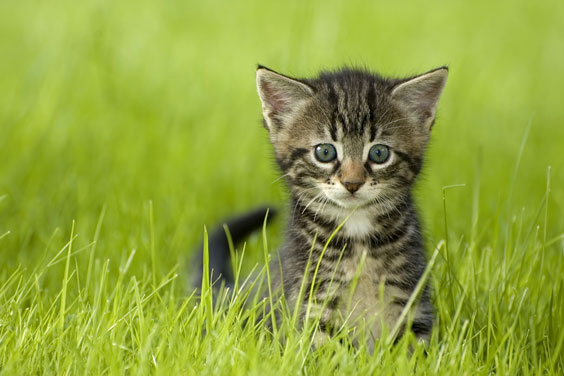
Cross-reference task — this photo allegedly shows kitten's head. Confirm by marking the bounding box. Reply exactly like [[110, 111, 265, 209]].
[[256, 66, 448, 210]]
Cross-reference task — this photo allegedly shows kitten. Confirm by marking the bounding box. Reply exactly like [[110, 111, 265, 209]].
[[198, 65, 448, 350]]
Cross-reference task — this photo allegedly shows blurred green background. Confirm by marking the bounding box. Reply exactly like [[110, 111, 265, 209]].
[[1, 0, 563, 279]]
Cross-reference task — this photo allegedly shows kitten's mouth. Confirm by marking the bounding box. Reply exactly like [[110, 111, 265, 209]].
[[327, 193, 372, 209], [342, 194, 361, 202]]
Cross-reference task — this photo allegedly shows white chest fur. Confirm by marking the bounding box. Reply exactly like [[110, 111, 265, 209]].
[[323, 206, 380, 238], [342, 212, 374, 238]]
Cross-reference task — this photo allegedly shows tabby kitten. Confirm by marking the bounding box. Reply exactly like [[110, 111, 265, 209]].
[[254, 65, 448, 349]]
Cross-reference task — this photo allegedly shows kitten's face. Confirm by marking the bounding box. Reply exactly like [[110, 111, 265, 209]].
[[256, 67, 447, 212]]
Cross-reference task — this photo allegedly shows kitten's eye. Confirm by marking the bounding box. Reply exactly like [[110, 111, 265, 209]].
[[314, 144, 337, 163], [368, 144, 390, 164]]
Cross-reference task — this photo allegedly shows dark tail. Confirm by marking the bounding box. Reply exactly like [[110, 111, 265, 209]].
[[192, 206, 277, 291]]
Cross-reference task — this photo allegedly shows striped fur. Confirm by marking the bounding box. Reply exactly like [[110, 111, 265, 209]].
[[256, 65, 448, 349]]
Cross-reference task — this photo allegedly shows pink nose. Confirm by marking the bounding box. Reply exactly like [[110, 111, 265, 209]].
[[342, 181, 363, 194]]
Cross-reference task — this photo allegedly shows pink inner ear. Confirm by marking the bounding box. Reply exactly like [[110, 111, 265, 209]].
[[261, 81, 290, 114]]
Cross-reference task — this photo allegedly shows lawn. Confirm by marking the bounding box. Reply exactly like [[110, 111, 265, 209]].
[[1, 0, 563, 374]]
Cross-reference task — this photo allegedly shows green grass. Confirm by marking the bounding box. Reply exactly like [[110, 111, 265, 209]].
[[1, 0, 564, 373]]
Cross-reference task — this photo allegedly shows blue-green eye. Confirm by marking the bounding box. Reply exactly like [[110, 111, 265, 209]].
[[314, 144, 337, 163], [368, 144, 390, 164]]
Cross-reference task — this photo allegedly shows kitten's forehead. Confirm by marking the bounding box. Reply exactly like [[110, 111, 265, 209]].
[[309, 69, 397, 139]]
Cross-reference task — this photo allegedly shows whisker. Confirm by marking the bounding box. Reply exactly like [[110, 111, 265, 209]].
[[302, 192, 323, 214], [292, 187, 319, 221], [313, 197, 327, 222], [271, 173, 291, 184], [319, 197, 330, 219], [373, 106, 392, 127], [379, 117, 411, 129]]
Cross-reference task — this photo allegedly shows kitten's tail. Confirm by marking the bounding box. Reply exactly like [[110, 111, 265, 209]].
[[192, 206, 277, 291]]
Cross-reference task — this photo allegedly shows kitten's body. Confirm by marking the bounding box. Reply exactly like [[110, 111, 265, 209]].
[[197, 65, 448, 349], [273, 195, 430, 348]]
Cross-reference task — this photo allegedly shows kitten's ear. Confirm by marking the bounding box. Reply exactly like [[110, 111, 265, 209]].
[[391, 67, 448, 130], [256, 66, 314, 131]]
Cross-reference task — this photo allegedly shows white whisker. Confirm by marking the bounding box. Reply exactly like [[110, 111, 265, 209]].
[[271, 173, 291, 184], [302, 192, 323, 214]]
